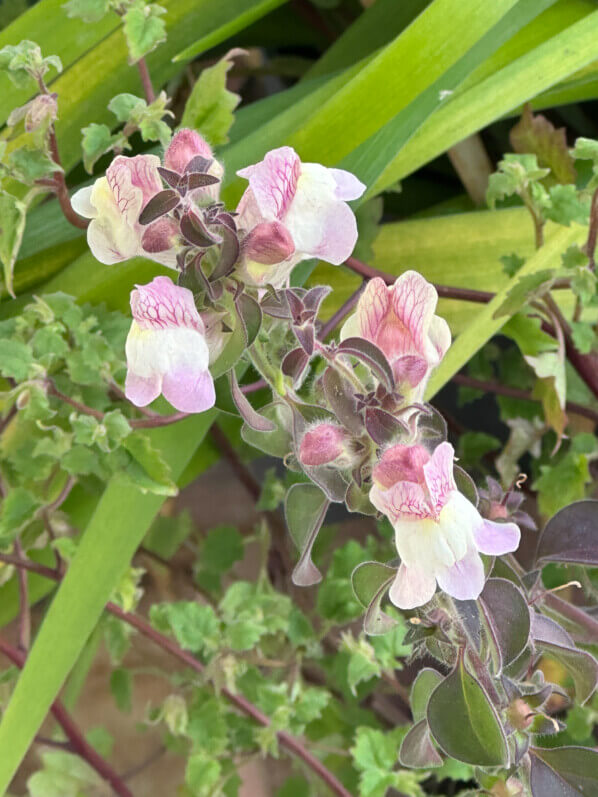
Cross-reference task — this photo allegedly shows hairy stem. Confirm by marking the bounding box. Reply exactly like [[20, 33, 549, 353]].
[[136, 58, 155, 103], [47, 128, 89, 230], [0, 553, 351, 797], [14, 541, 30, 652], [0, 639, 133, 797]]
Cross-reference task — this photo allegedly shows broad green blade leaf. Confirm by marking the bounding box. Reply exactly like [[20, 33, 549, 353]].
[[427, 653, 509, 766], [370, 9, 598, 196], [399, 719, 443, 769], [174, 0, 287, 63], [0, 412, 215, 792], [426, 223, 586, 397], [288, 0, 522, 166], [534, 639, 598, 705]]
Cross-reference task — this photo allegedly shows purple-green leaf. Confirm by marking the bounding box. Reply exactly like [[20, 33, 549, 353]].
[[530, 746, 598, 796], [535, 499, 598, 566], [336, 337, 395, 392], [427, 652, 509, 767], [138, 189, 180, 225], [479, 578, 530, 669], [229, 370, 275, 433], [285, 483, 329, 587], [399, 720, 443, 769]]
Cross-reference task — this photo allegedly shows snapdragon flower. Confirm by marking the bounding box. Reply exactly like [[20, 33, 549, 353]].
[[236, 146, 365, 287], [72, 154, 178, 267], [370, 442, 520, 609], [163, 128, 224, 202], [125, 276, 215, 414], [341, 271, 451, 401]]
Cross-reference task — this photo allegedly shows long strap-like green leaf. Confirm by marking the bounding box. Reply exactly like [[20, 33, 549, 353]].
[[0, 412, 215, 791]]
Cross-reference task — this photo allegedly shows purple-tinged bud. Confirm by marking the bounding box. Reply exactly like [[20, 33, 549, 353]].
[[299, 423, 349, 467], [27, 93, 58, 132], [372, 443, 430, 489], [141, 216, 180, 254], [164, 129, 214, 174], [244, 221, 295, 265], [506, 698, 534, 732]]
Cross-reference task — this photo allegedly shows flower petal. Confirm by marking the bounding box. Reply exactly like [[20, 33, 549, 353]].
[[71, 185, 95, 219], [125, 371, 161, 407], [87, 218, 135, 264], [370, 479, 430, 523], [162, 368, 215, 413], [423, 441, 457, 512], [428, 314, 452, 362], [237, 146, 301, 220], [131, 277, 203, 332], [164, 129, 212, 173], [372, 443, 430, 489], [355, 277, 390, 341], [329, 167, 366, 201], [436, 548, 485, 601], [474, 519, 521, 556], [389, 563, 436, 609], [390, 270, 441, 358], [393, 354, 428, 388]]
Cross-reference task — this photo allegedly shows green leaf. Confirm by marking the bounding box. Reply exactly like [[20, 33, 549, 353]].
[[26, 750, 102, 797], [533, 452, 591, 518], [200, 525, 244, 574], [8, 149, 58, 183], [0, 40, 61, 88], [107, 91, 145, 122], [570, 321, 596, 355], [185, 752, 221, 797], [150, 600, 220, 654], [123, 2, 167, 63], [0, 487, 40, 542], [410, 668, 443, 723], [181, 48, 243, 146], [81, 123, 119, 173], [0, 337, 33, 380], [0, 192, 27, 298], [427, 653, 509, 766], [122, 433, 178, 496], [284, 482, 329, 587], [544, 184, 590, 227], [0, 413, 215, 793], [530, 746, 598, 796]]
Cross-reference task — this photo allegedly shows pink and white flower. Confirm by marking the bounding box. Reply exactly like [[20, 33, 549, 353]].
[[341, 271, 451, 401], [370, 441, 520, 609], [163, 128, 223, 202], [72, 154, 178, 267], [125, 276, 215, 414], [236, 146, 366, 287]]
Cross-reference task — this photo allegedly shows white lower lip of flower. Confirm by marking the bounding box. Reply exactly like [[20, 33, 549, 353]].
[[125, 323, 209, 379], [393, 491, 481, 573]]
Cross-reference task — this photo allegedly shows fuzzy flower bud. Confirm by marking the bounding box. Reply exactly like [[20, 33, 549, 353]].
[[299, 423, 351, 467], [163, 128, 223, 201]]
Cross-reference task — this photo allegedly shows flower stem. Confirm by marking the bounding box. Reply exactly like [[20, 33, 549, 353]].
[[136, 58, 155, 103]]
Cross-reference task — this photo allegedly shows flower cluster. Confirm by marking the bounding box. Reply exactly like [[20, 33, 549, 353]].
[[76, 128, 521, 613]]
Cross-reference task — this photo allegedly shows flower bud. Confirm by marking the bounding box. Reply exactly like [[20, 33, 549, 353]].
[[164, 128, 214, 174], [506, 698, 534, 731], [372, 443, 430, 489], [299, 423, 350, 467], [141, 216, 180, 254], [243, 221, 295, 265]]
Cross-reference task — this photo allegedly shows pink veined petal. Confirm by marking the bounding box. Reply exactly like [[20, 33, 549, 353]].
[[105, 156, 153, 227], [124, 154, 162, 205], [390, 270, 440, 357], [372, 444, 430, 489], [329, 167, 366, 201], [389, 562, 437, 610], [474, 519, 521, 556], [436, 548, 485, 601], [423, 441, 457, 513], [393, 354, 429, 388], [356, 278, 390, 341], [310, 198, 359, 265], [237, 146, 301, 220], [161, 368, 215, 413], [370, 479, 431, 523], [125, 371, 161, 407], [131, 277, 203, 332]]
